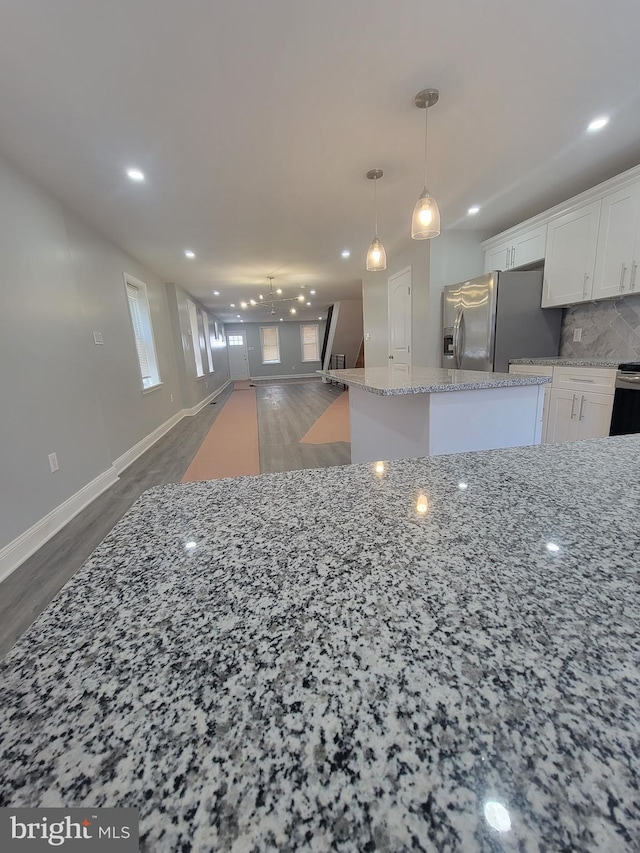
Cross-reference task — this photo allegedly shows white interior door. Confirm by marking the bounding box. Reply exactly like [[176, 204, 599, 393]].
[[227, 331, 250, 380], [388, 266, 412, 377]]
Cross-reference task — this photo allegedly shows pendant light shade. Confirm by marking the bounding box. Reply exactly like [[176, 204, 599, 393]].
[[365, 168, 386, 271], [411, 88, 440, 240], [366, 237, 387, 272], [411, 188, 441, 239]]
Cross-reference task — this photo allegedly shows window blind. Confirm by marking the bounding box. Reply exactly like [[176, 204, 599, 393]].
[[260, 326, 280, 363], [187, 300, 204, 377], [301, 324, 319, 362], [126, 284, 152, 381]]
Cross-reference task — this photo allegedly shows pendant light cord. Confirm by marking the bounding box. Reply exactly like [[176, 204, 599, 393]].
[[423, 105, 429, 188], [374, 175, 379, 237]]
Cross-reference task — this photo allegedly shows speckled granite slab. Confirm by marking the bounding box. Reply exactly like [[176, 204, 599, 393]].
[[1, 436, 639, 851], [510, 357, 622, 368], [322, 366, 551, 395]]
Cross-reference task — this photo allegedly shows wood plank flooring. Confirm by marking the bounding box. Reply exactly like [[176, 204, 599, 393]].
[[0, 379, 350, 657]]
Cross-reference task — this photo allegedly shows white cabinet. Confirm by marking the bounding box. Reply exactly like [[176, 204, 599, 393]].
[[592, 183, 640, 300], [484, 225, 547, 273], [509, 364, 553, 443], [542, 201, 601, 307], [484, 240, 513, 273], [546, 366, 615, 444]]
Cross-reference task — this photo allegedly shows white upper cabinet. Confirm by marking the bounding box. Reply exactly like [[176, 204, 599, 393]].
[[541, 201, 601, 308], [484, 225, 547, 273], [512, 225, 547, 269], [484, 239, 513, 273], [592, 183, 640, 300]]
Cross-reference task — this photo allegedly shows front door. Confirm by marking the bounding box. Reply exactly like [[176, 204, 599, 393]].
[[227, 331, 250, 380], [388, 266, 412, 377]]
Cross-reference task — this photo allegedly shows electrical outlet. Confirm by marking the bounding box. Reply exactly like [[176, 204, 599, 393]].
[[365, 333, 371, 341], [93, 331, 104, 345], [48, 452, 59, 473], [573, 328, 582, 342]]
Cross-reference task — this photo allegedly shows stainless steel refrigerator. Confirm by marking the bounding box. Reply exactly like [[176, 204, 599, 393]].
[[442, 271, 562, 373]]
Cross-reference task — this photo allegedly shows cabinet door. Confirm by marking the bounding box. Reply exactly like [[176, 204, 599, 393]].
[[576, 392, 614, 439], [547, 388, 580, 443], [513, 225, 547, 268], [484, 241, 512, 273], [542, 201, 601, 307], [592, 184, 640, 300]]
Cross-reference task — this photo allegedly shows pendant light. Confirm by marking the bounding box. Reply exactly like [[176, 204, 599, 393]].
[[411, 88, 440, 240], [366, 169, 387, 271]]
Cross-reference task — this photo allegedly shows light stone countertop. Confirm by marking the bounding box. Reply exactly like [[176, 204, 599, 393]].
[[322, 365, 551, 395], [1, 435, 639, 850], [510, 357, 623, 368]]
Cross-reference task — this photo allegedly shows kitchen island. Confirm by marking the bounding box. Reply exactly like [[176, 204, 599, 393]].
[[1, 436, 638, 851], [322, 366, 551, 463]]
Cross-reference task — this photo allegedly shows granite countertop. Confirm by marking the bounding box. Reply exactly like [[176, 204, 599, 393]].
[[1, 436, 639, 851], [322, 366, 551, 395], [510, 357, 623, 368]]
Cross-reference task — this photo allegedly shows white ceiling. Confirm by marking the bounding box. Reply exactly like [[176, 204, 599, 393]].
[[1, 0, 640, 322]]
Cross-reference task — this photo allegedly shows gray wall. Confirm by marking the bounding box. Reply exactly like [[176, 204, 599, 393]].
[[225, 320, 326, 378], [166, 283, 230, 410], [0, 150, 211, 555], [560, 294, 640, 360], [329, 300, 363, 368]]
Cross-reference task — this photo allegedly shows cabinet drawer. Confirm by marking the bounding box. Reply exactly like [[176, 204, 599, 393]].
[[509, 364, 554, 377], [552, 366, 616, 396]]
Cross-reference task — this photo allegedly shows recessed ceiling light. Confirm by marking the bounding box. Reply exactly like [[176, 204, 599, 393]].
[[184, 250, 195, 259], [126, 168, 145, 182], [306, 301, 311, 306], [468, 206, 480, 215], [230, 303, 236, 307], [259, 294, 263, 300], [297, 295, 305, 302], [341, 250, 351, 258], [587, 116, 609, 132], [213, 290, 220, 295], [276, 288, 283, 295], [237, 314, 241, 318], [279, 318, 283, 322], [310, 290, 316, 295], [318, 316, 322, 320], [240, 301, 247, 308], [290, 308, 296, 314]]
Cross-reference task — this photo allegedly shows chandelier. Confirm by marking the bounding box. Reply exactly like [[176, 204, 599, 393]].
[[240, 277, 307, 315]]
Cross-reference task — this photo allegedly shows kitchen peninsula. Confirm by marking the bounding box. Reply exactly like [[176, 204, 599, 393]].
[[323, 366, 551, 463], [0, 436, 638, 850]]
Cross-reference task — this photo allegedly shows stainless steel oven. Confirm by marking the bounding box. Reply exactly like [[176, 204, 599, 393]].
[[610, 362, 640, 435]]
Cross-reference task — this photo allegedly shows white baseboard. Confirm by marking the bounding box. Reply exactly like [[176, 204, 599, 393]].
[[182, 380, 232, 417], [249, 373, 319, 381], [0, 466, 120, 584], [113, 411, 184, 474]]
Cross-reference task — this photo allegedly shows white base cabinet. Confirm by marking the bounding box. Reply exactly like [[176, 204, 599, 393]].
[[547, 389, 614, 443], [509, 364, 553, 442]]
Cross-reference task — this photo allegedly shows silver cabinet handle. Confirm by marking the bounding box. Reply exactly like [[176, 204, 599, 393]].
[[570, 394, 578, 419], [583, 273, 590, 299], [388, 354, 394, 359], [511, 246, 516, 268], [631, 261, 638, 292], [505, 248, 510, 269], [579, 395, 586, 421], [620, 263, 628, 292]]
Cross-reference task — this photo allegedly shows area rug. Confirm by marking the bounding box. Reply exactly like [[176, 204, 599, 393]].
[[299, 391, 350, 444], [181, 389, 260, 481]]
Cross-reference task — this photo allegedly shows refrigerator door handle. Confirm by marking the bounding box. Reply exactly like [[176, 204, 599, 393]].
[[452, 308, 462, 368]]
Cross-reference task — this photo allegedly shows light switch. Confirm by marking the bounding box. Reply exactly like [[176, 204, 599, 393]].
[[93, 331, 104, 345]]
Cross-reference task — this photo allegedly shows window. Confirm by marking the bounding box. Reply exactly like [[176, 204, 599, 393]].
[[187, 300, 204, 377], [202, 311, 214, 372], [124, 274, 161, 391], [300, 324, 320, 362], [228, 335, 244, 347], [260, 326, 280, 364]]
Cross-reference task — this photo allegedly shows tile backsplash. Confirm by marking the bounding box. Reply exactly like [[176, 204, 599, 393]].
[[560, 294, 640, 361]]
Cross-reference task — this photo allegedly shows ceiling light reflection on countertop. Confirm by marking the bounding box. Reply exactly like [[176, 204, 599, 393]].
[[546, 542, 560, 553], [416, 494, 429, 514], [373, 461, 386, 477], [458, 482, 468, 490], [484, 801, 511, 833], [185, 541, 197, 551]]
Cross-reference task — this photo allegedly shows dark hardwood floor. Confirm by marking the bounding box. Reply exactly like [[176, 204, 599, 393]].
[[0, 379, 349, 657]]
